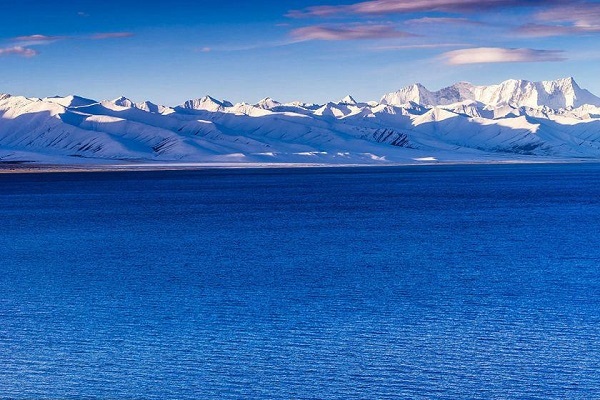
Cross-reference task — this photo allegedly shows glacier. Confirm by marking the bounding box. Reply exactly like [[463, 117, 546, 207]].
[[2, 77, 600, 165]]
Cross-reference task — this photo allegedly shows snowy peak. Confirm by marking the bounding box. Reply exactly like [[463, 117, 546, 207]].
[[474, 79, 539, 108], [382, 78, 600, 109], [137, 101, 171, 114], [112, 96, 135, 108], [181, 95, 233, 111], [44, 95, 98, 108], [537, 77, 599, 109], [471, 77, 600, 109], [435, 82, 477, 105], [107, 97, 171, 114], [339, 95, 357, 105], [255, 97, 281, 109], [381, 83, 436, 107]]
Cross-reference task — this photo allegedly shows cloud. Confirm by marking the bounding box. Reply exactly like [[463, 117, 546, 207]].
[[10, 32, 134, 48], [0, 46, 38, 57], [537, 2, 600, 25], [12, 34, 67, 47], [13, 34, 66, 42], [405, 17, 483, 25], [201, 39, 302, 53], [442, 47, 566, 65], [514, 23, 600, 37], [90, 32, 135, 40], [288, 0, 552, 18], [373, 42, 470, 50], [522, 2, 600, 36], [291, 24, 415, 41]]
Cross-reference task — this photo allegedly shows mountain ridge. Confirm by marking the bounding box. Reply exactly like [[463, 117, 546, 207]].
[[381, 77, 600, 109], [1, 77, 600, 165]]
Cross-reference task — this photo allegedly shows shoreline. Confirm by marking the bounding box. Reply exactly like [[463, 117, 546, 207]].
[[1, 158, 599, 174]]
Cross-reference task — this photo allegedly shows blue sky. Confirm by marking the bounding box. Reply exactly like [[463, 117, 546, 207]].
[[1, 0, 600, 105]]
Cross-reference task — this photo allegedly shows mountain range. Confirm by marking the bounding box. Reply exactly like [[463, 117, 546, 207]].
[[2, 77, 600, 165]]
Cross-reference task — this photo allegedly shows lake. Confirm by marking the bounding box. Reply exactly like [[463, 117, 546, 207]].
[[1, 164, 600, 398]]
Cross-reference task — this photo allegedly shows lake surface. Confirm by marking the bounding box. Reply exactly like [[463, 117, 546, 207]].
[[1, 164, 600, 399]]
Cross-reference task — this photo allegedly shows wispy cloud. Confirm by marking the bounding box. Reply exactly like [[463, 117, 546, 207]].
[[1, 31, 134, 59], [12, 35, 68, 48], [373, 42, 470, 51], [405, 17, 483, 25], [513, 2, 600, 37], [14, 34, 66, 42], [291, 24, 415, 41], [90, 32, 135, 40], [7, 32, 134, 50], [514, 23, 600, 37], [288, 0, 552, 18], [0, 46, 38, 57], [537, 2, 600, 27], [197, 39, 302, 53], [442, 47, 566, 65]]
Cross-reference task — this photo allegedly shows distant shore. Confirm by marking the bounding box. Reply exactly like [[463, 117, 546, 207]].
[[1, 158, 598, 174], [0, 162, 347, 174]]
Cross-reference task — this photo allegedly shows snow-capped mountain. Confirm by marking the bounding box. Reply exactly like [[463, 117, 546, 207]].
[[1, 77, 600, 165], [382, 77, 600, 109]]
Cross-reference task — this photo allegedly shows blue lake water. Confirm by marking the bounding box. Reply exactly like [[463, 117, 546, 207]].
[[1, 164, 600, 399]]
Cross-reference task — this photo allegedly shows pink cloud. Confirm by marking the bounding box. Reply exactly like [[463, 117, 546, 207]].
[[11, 32, 135, 46], [289, 0, 552, 18], [13, 34, 66, 42], [442, 47, 565, 65], [0, 46, 38, 57], [90, 32, 135, 40], [521, 3, 600, 36], [405, 17, 483, 25], [537, 2, 600, 26], [514, 23, 600, 37], [373, 42, 470, 50], [291, 24, 415, 41]]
